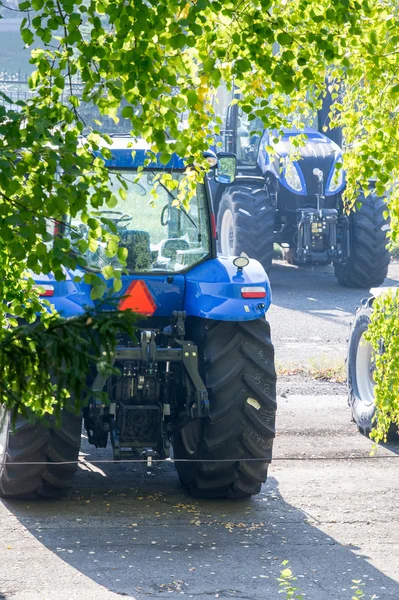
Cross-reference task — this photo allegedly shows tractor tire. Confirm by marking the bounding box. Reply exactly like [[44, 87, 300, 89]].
[[173, 318, 276, 499], [217, 186, 275, 274], [347, 303, 376, 436], [0, 408, 82, 499], [334, 192, 390, 288]]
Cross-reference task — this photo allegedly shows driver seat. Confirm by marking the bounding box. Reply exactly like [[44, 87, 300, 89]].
[[118, 230, 152, 271]]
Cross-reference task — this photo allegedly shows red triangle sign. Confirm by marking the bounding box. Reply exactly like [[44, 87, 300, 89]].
[[118, 280, 157, 316]]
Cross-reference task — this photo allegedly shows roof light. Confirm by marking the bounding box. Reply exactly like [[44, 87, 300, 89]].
[[34, 284, 54, 297], [241, 286, 266, 299]]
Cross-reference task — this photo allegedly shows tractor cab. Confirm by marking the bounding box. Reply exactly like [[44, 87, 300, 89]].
[[73, 148, 212, 276]]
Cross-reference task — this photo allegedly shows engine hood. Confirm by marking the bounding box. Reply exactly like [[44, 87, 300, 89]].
[[258, 127, 345, 197], [272, 128, 340, 159]]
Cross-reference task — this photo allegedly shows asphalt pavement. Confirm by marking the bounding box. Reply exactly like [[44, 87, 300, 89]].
[[1, 260, 399, 600], [268, 260, 399, 369]]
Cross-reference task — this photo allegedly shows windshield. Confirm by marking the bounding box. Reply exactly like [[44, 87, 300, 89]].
[[70, 170, 211, 273], [234, 107, 319, 167]]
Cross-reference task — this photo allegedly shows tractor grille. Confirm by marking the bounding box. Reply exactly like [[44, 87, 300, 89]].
[[299, 153, 336, 200]]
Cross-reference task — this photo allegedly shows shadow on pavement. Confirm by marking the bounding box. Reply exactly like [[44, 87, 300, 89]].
[[268, 261, 399, 330], [1, 458, 399, 600]]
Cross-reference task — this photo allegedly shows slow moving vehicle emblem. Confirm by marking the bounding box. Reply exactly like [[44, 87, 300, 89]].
[[118, 280, 157, 316]]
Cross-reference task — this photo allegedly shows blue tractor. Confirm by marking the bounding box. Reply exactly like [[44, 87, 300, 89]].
[[0, 138, 277, 500], [213, 103, 390, 288]]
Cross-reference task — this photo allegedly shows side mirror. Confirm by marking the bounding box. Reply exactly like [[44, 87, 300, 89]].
[[215, 152, 237, 184]]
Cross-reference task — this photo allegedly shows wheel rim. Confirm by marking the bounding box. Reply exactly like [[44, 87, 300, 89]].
[[355, 333, 375, 406], [220, 209, 235, 256], [0, 407, 9, 472]]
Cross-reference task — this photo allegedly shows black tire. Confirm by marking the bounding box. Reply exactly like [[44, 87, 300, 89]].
[[347, 303, 375, 435], [0, 409, 82, 499], [173, 318, 277, 499], [335, 192, 390, 288], [217, 186, 276, 273], [347, 302, 398, 439]]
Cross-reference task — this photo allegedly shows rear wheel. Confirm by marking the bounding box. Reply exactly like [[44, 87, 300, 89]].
[[335, 192, 390, 288], [0, 409, 82, 499], [173, 318, 276, 499], [217, 186, 276, 273], [347, 304, 376, 435]]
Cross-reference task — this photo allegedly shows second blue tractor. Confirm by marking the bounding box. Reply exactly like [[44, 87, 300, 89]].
[[213, 102, 390, 288]]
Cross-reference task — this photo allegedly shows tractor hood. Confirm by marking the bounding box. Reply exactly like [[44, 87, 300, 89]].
[[259, 127, 345, 197], [272, 127, 340, 160]]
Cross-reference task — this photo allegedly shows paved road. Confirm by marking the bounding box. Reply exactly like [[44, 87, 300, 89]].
[[1, 261, 399, 600], [268, 260, 399, 369], [1, 392, 398, 600]]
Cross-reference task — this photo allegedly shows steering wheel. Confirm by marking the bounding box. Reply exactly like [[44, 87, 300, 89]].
[[101, 210, 132, 225], [161, 204, 171, 227]]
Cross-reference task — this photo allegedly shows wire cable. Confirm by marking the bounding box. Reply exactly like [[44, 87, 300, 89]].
[[1, 453, 399, 467]]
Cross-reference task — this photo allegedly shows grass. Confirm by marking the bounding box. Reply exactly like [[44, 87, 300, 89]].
[[277, 356, 346, 382]]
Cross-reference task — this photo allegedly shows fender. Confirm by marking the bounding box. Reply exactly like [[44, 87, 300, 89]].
[[33, 270, 94, 318], [184, 256, 271, 321]]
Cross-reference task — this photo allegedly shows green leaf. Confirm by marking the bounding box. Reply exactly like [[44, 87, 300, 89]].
[[121, 106, 134, 119], [117, 247, 128, 263], [69, 95, 80, 108], [277, 32, 292, 46], [31, 0, 44, 10], [54, 77, 65, 90], [302, 68, 313, 80], [106, 195, 118, 209], [90, 283, 106, 300], [102, 265, 114, 279], [21, 28, 34, 45]]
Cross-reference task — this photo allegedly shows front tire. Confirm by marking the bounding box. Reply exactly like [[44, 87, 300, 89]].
[[347, 304, 376, 435], [335, 192, 390, 288], [173, 318, 277, 499], [0, 409, 82, 499], [217, 186, 276, 274]]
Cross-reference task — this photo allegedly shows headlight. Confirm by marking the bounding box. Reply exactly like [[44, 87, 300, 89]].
[[283, 157, 303, 192], [327, 163, 344, 193]]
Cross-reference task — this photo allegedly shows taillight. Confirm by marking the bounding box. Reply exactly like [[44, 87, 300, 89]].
[[34, 284, 54, 297], [211, 213, 217, 239], [241, 286, 266, 299]]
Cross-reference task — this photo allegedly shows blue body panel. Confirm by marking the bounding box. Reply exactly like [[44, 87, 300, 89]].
[[33, 272, 94, 317], [184, 256, 271, 320], [257, 127, 345, 196], [104, 274, 186, 316], [33, 259, 271, 322], [97, 148, 185, 170]]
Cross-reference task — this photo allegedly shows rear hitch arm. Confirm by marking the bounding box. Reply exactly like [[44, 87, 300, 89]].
[[174, 339, 209, 418]]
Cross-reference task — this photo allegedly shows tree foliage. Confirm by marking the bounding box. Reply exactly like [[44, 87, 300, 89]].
[[0, 303, 137, 417], [366, 291, 399, 442], [1, 0, 399, 418]]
